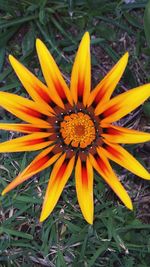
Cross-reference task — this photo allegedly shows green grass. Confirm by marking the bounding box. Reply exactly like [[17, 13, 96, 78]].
[[0, 0, 150, 266]]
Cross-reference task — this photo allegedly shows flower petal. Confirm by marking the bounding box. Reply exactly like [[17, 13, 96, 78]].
[[0, 132, 52, 152], [0, 123, 51, 133], [101, 124, 150, 144], [9, 55, 55, 114], [0, 92, 50, 125], [2, 146, 61, 196], [102, 140, 150, 180], [40, 153, 75, 222], [36, 39, 73, 108], [95, 84, 150, 123], [75, 156, 94, 224], [89, 149, 133, 210], [88, 52, 129, 108], [70, 32, 91, 106]]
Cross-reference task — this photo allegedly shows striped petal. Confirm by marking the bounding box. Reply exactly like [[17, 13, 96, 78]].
[[89, 149, 133, 210], [101, 124, 150, 144], [88, 52, 129, 108], [0, 92, 50, 125], [0, 123, 51, 133], [40, 153, 75, 222], [0, 132, 52, 152], [102, 141, 150, 180], [9, 55, 55, 114], [95, 84, 150, 123], [36, 39, 73, 108], [2, 146, 61, 196], [75, 156, 94, 224], [70, 32, 91, 106]]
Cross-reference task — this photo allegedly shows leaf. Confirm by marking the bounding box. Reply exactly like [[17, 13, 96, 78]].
[[0, 26, 19, 49], [143, 102, 150, 118], [88, 243, 109, 267], [0, 227, 33, 240], [0, 47, 5, 72], [96, 24, 116, 41], [22, 26, 35, 55], [0, 15, 38, 29], [144, 0, 150, 48], [124, 12, 143, 29]]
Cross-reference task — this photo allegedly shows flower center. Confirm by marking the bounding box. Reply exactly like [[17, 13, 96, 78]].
[[60, 112, 96, 148]]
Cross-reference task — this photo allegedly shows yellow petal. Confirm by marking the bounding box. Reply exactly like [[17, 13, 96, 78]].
[[0, 123, 51, 133], [88, 52, 128, 108], [36, 39, 73, 108], [9, 55, 55, 114], [101, 124, 150, 144], [0, 132, 52, 153], [75, 156, 94, 224], [89, 150, 133, 210], [95, 84, 150, 123], [0, 92, 50, 125], [40, 153, 75, 222], [70, 32, 91, 106], [102, 140, 150, 180], [2, 146, 61, 195]]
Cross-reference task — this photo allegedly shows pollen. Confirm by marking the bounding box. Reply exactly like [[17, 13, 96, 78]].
[[60, 112, 96, 148]]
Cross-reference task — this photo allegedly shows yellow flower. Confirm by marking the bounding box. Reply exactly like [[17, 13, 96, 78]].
[[1, 32, 150, 224]]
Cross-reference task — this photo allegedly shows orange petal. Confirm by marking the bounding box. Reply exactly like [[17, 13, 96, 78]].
[[89, 150, 133, 210], [95, 84, 150, 123], [0, 132, 52, 153], [0, 123, 51, 133], [102, 140, 150, 180], [70, 32, 91, 106], [2, 146, 61, 195], [9, 55, 55, 114], [40, 153, 75, 222], [101, 124, 150, 144], [0, 92, 50, 125], [75, 156, 94, 224], [36, 39, 73, 108], [88, 52, 129, 108]]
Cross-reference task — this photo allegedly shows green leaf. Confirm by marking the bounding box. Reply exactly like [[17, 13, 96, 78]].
[[0, 227, 33, 240], [0, 15, 38, 29], [144, 0, 150, 48], [56, 250, 67, 267], [0, 47, 5, 72], [88, 243, 109, 267], [124, 12, 143, 29], [0, 26, 19, 49], [22, 26, 35, 55], [143, 102, 150, 118], [96, 24, 116, 41]]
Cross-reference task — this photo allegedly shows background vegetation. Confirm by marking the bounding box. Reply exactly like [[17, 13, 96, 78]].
[[0, 0, 150, 266]]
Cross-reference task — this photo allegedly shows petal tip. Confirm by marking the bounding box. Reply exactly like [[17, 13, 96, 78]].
[[9, 54, 15, 63], [84, 212, 93, 225], [84, 31, 90, 37], [36, 38, 43, 47], [125, 51, 129, 58], [39, 208, 49, 223], [1, 190, 6, 196], [83, 31, 90, 42], [39, 214, 45, 223], [86, 216, 93, 225]]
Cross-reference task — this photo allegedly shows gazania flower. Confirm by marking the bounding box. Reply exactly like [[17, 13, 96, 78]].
[[1, 32, 150, 224]]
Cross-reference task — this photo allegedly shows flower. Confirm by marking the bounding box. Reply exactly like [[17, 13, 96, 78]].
[[1, 32, 150, 224]]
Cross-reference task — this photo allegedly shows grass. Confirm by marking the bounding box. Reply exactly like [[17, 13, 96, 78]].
[[0, 0, 150, 266]]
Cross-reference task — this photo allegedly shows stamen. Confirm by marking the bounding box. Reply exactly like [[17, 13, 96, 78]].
[[60, 112, 96, 148]]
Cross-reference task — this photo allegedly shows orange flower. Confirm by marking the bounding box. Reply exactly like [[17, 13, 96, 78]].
[[1, 32, 150, 224]]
